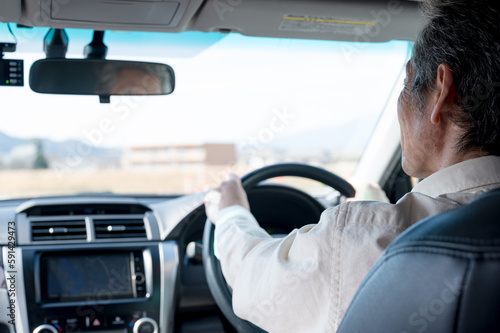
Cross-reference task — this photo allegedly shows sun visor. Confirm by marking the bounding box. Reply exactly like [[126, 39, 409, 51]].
[[194, 0, 424, 42], [51, 0, 180, 25], [0, 0, 22, 22], [19, 0, 203, 32]]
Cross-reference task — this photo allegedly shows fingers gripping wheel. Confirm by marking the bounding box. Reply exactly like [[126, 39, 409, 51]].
[[202, 163, 355, 332]]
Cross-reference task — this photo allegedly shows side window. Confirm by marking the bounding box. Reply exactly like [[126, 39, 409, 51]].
[[382, 158, 413, 203]]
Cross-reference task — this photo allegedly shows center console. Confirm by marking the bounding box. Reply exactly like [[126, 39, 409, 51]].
[[16, 242, 178, 333]]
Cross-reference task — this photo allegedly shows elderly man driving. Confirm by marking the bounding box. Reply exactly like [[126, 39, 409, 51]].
[[205, 0, 500, 331]]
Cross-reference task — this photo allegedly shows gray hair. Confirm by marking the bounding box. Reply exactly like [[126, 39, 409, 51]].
[[411, 0, 500, 155]]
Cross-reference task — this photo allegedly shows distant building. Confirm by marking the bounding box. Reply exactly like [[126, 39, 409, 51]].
[[121, 143, 236, 170]]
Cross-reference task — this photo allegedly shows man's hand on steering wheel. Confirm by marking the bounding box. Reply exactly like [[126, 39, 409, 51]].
[[201, 163, 356, 332], [204, 173, 250, 223]]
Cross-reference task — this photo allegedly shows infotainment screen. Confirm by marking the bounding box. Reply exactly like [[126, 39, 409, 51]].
[[41, 252, 135, 303]]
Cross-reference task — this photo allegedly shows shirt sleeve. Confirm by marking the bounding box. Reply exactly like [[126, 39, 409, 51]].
[[214, 204, 340, 332], [214, 205, 271, 261]]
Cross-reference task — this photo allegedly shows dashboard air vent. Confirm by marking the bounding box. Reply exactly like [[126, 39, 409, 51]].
[[25, 203, 150, 216], [31, 220, 87, 241], [94, 219, 147, 239]]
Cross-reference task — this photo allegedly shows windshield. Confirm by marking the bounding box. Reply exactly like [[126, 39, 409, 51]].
[[0, 26, 410, 198]]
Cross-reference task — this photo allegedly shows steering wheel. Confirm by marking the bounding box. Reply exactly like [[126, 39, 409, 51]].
[[202, 163, 355, 332]]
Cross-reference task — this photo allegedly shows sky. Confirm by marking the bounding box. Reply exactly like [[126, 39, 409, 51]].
[[0, 27, 410, 149]]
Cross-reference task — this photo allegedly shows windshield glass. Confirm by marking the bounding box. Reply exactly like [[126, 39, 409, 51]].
[[0, 26, 410, 198]]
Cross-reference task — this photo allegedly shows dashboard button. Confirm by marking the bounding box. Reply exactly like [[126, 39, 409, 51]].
[[92, 317, 103, 327], [47, 319, 61, 325], [136, 284, 146, 297], [108, 315, 127, 326], [65, 318, 79, 330], [135, 272, 145, 284], [86, 316, 104, 328]]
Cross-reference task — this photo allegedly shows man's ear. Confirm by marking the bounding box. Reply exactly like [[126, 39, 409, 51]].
[[430, 64, 456, 124]]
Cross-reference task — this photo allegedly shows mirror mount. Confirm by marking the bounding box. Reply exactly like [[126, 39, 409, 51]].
[[84, 31, 108, 59], [99, 95, 110, 104], [0, 23, 17, 57], [84, 31, 109, 102], [31, 30, 175, 103], [43, 29, 69, 58]]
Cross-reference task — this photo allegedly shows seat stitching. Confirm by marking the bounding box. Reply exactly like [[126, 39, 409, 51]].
[[453, 258, 472, 333], [383, 247, 500, 261], [401, 235, 500, 245]]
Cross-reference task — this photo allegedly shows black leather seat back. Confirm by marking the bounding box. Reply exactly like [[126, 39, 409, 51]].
[[337, 188, 500, 333]]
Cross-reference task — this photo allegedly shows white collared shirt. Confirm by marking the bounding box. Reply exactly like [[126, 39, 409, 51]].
[[214, 156, 500, 332]]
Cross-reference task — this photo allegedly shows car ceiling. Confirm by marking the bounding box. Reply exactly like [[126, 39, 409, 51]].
[[1, 0, 424, 42]]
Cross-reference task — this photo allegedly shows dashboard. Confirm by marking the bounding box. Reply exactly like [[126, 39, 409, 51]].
[[0, 185, 327, 333], [0, 193, 207, 333]]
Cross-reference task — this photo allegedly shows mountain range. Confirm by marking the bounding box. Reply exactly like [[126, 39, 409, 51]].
[[0, 115, 377, 168], [0, 131, 121, 166]]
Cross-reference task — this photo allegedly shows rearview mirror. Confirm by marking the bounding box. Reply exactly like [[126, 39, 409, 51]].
[[29, 59, 175, 100]]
